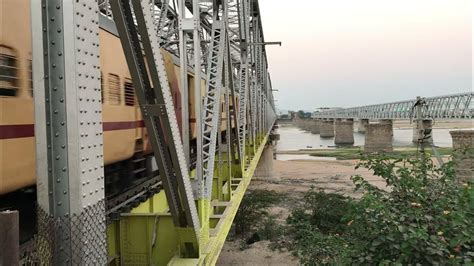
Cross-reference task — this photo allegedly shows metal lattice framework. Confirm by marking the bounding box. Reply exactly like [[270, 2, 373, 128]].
[[313, 92, 473, 120], [32, 1, 106, 263], [32, 0, 276, 263]]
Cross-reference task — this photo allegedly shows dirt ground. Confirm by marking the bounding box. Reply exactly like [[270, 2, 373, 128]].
[[216, 159, 385, 265], [217, 120, 470, 265]]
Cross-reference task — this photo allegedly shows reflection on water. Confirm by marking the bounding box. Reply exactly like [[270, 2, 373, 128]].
[[276, 124, 461, 151]]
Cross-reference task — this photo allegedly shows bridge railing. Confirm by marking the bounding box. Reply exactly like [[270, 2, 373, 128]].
[[313, 92, 473, 120]]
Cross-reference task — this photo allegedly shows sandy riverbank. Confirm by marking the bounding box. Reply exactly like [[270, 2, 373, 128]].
[[217, 158, 385, 265]]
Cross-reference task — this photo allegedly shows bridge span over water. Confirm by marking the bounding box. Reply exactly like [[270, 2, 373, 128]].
[[313, 92, 473, 120], [295, 92, 473, 153]]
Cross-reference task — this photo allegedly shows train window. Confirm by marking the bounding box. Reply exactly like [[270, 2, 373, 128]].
[[108, 73, 121, 105], [124, 78, 135, 106], [0, 46, 19, 97]]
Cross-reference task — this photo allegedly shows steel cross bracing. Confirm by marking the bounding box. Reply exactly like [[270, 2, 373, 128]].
[[98, 0, 254, 67], [29, 0, 276, 263], [237, 0, 251, 163], [200, 15, 227, 198], [110, 0, 200, 242], [225, 34, 242, 164], [313, 92, 474, 120]]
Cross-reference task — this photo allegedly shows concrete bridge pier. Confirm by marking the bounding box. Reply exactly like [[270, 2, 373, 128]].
[[449, 130, 474, 182], [304, 119, 312, 131], [334, 119, 354, 145], [254, 145, 275, 180], [412, 119, 433, 145], [380, 119, 394, 137], [310, 119, 321, 134], [320, 119, 335, 138], [356, 119, 369, 133], [294, 118, 305, 130], [301, 119, 306, 130], [364, 121, 393, 153]]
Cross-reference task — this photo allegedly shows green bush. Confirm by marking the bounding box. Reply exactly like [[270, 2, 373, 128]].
[[285, 189, 354, 264], [234, 189, 282, 236], [285, 154, 474, 265], [349, 154, 474, 264]]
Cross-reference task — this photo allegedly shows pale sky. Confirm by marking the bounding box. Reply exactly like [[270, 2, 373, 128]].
[[259, 0, 472, 111]]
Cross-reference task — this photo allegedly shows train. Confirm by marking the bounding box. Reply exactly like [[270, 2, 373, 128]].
[[0, 0, 236, 198]]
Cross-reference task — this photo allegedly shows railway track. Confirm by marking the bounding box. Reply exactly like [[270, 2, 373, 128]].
[[16, 154, 199, 261], [18, 174, 163, 262], [106, 177, 162, 219]]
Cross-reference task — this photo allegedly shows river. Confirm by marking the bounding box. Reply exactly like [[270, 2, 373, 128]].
[[276, 124, 470, 151]]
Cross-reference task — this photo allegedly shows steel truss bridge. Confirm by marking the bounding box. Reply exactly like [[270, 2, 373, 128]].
[[313, 92, 473, 120], [29, 0, 276, 264]]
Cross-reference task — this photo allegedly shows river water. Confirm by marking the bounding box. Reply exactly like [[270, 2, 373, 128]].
[[276, 124, 465, 151]]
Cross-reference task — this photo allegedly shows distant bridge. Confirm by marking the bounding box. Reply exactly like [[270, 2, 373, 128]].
[[313, 92, 473, 120], [294, 92, 473, 153]]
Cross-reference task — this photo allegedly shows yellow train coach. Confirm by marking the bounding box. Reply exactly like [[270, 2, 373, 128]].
[[0, 0, 235, 196]]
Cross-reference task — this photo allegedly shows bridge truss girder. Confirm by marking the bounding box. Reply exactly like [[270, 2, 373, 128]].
[[313, 92, 473, 120], [29, 0, 277, 264]]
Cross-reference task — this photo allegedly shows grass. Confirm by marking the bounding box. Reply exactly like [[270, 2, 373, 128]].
[[308, 147, 453, 160]]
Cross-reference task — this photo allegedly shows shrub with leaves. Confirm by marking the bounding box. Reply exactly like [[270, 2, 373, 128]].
[[285, 154, 474, 265], [349, 154, 474, 264], [234, 189, 282, 237], [286, 189, 354, 264]]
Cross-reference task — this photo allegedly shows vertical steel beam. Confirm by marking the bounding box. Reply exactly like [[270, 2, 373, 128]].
[[201, 19, 226, 199], [193, 0, 204, 187], [178, 0, 191, 165], [237, 0, 250, 165], [31, 0, 106, 263], [225, 35, 242, 164], [110, 0, 200, 245]]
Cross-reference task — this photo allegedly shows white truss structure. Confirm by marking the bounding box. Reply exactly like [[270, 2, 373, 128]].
[[313, 92, 473, 120]]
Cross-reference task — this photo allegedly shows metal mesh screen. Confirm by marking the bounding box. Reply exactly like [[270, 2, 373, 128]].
[[20, 201, 106, 264]]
